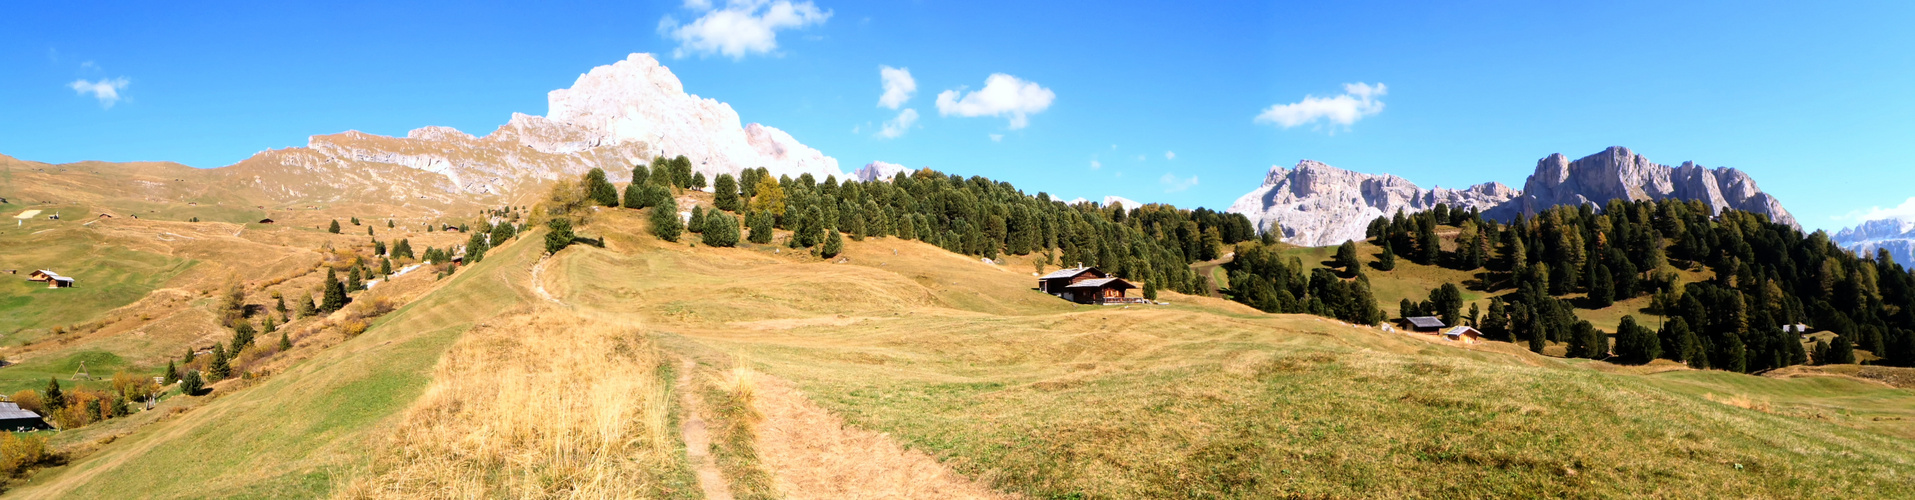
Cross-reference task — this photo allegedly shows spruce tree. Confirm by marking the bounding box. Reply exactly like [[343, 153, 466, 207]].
[[387, 219, 395, 228], [1143, 279, 1158, 301], [714, 174, 741, 212], [688, 206, 706, 234], [1335, 241, 1360, 273], [233, 321, 256, 350], [584, 167, 620, 207], [163, 360, 179, 384], [1588, 264, 1615, 308], [275, 296, 287, 317], [380, 257, 392, 276], [1812, 339, 1831, 365], [1828, 336, 1856, 364], [623, 181, 650, 209], [347, 266, 363, 292], [822, 229, 844, 258], [1377, 241, 1397, 271], [180, 371, 204, 396], [703, 212, 740, 247], [43, 378, 65, 410], [465, 230, 489, 264], [630, 163, 651, 189], [208, 344, 231, 381], [279, 331, 292, 351], [748, 211, 774, 244], [692, 172, 708, 191], [297, 292, 316, 318], [1614, 315, 1660, 364], [1528, 315, 1547, 353], [393, 239, 414, 260], [650, 196, 684, 242], [321, 268, 346, 313], [544, 218, 575, 254], [328, 220, 341, 234]]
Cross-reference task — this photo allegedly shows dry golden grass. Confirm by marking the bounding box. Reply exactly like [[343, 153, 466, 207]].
[[701, 367, 777, 500], [338, 308, 697, 499]]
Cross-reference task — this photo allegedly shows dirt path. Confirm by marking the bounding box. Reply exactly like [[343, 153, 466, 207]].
[[750, 374, 1012, 500], [529, 255, 562, 305], [677, 359, 734, 500]]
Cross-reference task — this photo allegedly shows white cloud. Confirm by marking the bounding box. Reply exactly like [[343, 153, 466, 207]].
[[935, 73, 1055, 129], [1255, 82, 1387, 130], [660, 0, 831, 60], [69, 77, 129, 108], [876, 108, 918, 139], [1136, 154, 1146, 161], [988, 134, 1003, 142], [1165, 151, 1176, 160], [878, 65, 915, 109], [1160, 173, 1199, 193], [1837, 197, 1915, 223], [1090, 159, 1102, 170]]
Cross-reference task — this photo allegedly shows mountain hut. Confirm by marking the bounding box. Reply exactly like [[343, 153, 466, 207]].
[[1037, 265, 1146, 305]]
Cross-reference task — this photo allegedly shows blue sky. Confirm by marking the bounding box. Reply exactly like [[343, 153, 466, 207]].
[[5, 1, 1914, 232]]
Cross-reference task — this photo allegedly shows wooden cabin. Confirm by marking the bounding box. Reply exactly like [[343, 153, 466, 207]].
[[1405, 316, 1446, 332], [1037, 266, 1145, 305], [27, 270, 75, 289], [1443, 326, 1483, 343]]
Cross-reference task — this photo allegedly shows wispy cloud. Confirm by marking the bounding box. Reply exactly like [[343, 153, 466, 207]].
[[1836, 197, 1915, 223], [1160, 172, 1199, 193], [935, 73, 1055, 129], [876, 108, 918, 139], [1089, 159, 1102, 170], [1255, 82, 1387, 131], [69, 77, 130, 108], [878, 65, 915, 109], [659, 0, 831, 60], [1165, 151, 1176, 160]]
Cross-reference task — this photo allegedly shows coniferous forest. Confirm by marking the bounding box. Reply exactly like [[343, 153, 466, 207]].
[[1221, 197, 1915, 373]]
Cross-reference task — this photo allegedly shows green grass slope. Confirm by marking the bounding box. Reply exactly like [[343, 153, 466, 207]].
[[9, 230, 543, 499], [559, 216, 1915, 499]]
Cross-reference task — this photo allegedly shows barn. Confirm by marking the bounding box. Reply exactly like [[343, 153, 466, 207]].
[[1037, 266, 1146, 305], [1405, 316, 1446, 332], [1443, 326, 1484, 343], [0, 402, 50, 431]]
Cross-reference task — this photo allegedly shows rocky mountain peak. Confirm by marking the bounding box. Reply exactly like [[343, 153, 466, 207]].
[[1834, 216, 1915, 266], [1228, 160, 1519, 247], [1487, 146, 1797, 228]]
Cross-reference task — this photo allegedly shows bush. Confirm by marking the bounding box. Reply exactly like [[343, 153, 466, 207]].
[[0, 432, 52, 477], [545, 218, 576, 255]]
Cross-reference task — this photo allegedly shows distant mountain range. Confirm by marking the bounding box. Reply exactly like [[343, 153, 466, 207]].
[[1834, 217, 1915, 266], [1229, 146, 1799, 247]]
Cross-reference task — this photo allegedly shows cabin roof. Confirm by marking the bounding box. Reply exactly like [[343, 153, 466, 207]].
[[1066, 277, 1136, 289], [1444, 326, 1479, 337], [1406, 316, 1446, 329], [1039, 267, 1097, 280], [0, 402, 42, 420]]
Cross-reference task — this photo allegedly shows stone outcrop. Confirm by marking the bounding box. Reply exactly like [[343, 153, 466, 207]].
[[1485, 146, 1796, 227], [224, 53, 842, 208], [1834, 217, 1915, 266], [1227, 160, 1518, 247]]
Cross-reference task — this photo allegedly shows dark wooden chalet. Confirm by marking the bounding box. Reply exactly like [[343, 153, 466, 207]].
[[1038, 266, 1146, 305], [0, 402, 49, 431], [1405, 316, 1446, 332]]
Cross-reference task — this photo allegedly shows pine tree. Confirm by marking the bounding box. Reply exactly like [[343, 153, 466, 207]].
[[544, 218, 575, 254], [163, 360, 179, 384], [321, 268, 347, 313], [1335, 241, 1360, 273], [584, 167, 619, 207], [688, 206, 706, 234], [393, 239, 414, 259], [180, 371, 204, 396], [650, 196, 684, 242], [351, 217, 360, 225], [297, 292, 316, 318], [368, 226, 374, 236], [1143, 279, 1158, 301], [275, 296, 287, 317], [43, 378, 65, 410], [1377, 241, 1397, 271], [387, 219, 395, 229], [703, 212, 740, 247], [623, 181, 649, 209], [465, 230, 489, 264], [380, 257, 392, 276], [279, 331, 292, 351], [692, 172, 708, 190], [1812, 339, 1831, 365], [1614, 315, 1660, 364], [1827, 336, 1856, 364], [208, 344, 231, 381], [328, 220, 341, 234], [182, 346, 196, 365], [1528, 315, 1547, 353], [233, 320, 256, 350], [822, 229, 844, 258], [348, 266, 363, 292], [1588, 264, 1615, 308], [714, 174, 741, 212], [630, 163, 651, 190], [748, 211, 774, 244]]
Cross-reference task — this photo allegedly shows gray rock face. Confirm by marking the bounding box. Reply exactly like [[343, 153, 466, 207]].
[[1833, 217, 1915, 266], [851, 161, 912, 182], [1226, 160, 1518, 247], [1485, 146, 1797, 228]]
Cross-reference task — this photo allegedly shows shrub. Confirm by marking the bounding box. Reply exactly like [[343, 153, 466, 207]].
[[0, 432, 52, 477]]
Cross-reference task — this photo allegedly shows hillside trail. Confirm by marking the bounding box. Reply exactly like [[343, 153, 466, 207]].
[[678, 359, 736, 500], [533, 250, 1007, 499]]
